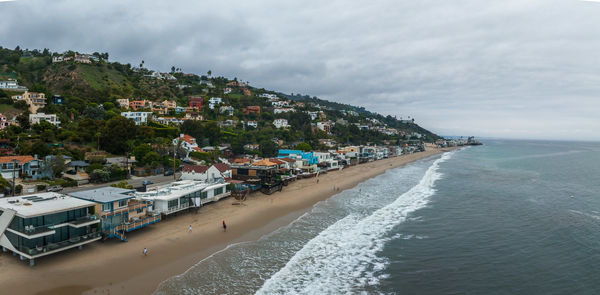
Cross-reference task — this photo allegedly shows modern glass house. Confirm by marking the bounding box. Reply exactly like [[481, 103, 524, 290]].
[[69, 187, 161, 241], [0, 193, 101, 266], [136, 180, 230, 216]]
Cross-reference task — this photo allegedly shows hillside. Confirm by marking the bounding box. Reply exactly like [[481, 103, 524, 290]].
[[0, 45, 441, 163]]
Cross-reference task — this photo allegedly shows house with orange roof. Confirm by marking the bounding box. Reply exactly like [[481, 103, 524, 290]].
[[243, 106, 261, 115], [173, 134, 202, 156], [0, 155, 50, 180]]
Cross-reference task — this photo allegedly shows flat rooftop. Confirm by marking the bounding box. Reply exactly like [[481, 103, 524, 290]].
[[69, 187, 135, 203], [0, 192, 95, 218], [136, 180, 226, 201]]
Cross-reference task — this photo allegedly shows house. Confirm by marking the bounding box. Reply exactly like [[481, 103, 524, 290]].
[[316, 121, 334, 134], [223, 88, 232, 94], [273, 118, 289, 129], [307, 111, 318, 121], [246, 121, 258, 129], [128, 100, 151, 111], [0, 113, 8, 129], [0, 79, 27, 91], [174, 106, 186, 114], [73, 54, 92, 64], [243, 106, 261, 115], [272, 101, 290, 107], [12, 92, 46, 114], [259, 93, 278, 99], [226, 81, 246, 87], [242, 88, 252, 96], [243, 144, 259, 151], [69, 187, 160, 241], [220, 106, 234, 116], [121, 112, 153, 125], [116, 98, 129, 109], [52, 95, 64, 105], [162, 100, 177, 109], [67, 160, 90, 173], [278, 150, 319, 165], [189, 96, 204, 110], [29, 113, 60, 127], [180, 163, 231, 182], [156, 117, 184, 125], [0, 193, 101, 266], [135, 180, 230, 216], [0, 155, 49, 180], [208, 97, 223, 110], [173, 134, 202, 156], [231, 160, 278, 183], [274, 108, 294, 114]]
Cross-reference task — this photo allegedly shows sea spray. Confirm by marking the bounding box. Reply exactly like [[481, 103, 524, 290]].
[[256, 152, 454, 294]]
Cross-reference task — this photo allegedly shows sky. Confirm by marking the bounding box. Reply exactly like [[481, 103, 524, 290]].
[[1, 0, 600, 140]]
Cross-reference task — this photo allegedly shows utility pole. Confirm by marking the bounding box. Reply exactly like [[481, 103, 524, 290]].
[[11, 159, 18, 196]]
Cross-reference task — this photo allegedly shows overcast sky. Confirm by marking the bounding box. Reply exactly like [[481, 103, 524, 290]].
[[1, 0, 599, 140]]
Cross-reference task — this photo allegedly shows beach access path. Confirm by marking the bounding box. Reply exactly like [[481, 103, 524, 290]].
[[0, 147, 456, 295]]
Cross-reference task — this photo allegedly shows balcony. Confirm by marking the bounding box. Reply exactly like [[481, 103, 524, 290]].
[[67, 215, 100, 228], [21, 232, 102, 257], [113, 214, 161, 232], [7, 225, 55, 239], [103, 200, 151, 217]]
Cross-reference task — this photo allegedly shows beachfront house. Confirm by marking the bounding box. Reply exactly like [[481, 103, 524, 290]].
[[135, 180, 230, 216], [0, 193, 101, 266], [69, 187, 160, 241]]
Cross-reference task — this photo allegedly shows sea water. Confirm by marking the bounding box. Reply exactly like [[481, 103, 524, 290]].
[[155, 140, 600, 294]]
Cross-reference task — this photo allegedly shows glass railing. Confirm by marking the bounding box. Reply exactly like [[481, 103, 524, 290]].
[[20, 232, 101, 256]]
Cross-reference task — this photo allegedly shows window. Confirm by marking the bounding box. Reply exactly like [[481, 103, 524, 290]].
[[168, 199, 178, 209], [118, 200, 127, 207], [215, 187, 223, 195], [201, 191, 208, 199], [102, 203, 110, 211]]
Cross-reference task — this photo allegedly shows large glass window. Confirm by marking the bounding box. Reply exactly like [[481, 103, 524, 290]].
[[215, 187, 223, 195], [102, 203, 111, 211], [118, 200, 127, 207], [168, 199, 178, 209], [201, 191, 208, 199]]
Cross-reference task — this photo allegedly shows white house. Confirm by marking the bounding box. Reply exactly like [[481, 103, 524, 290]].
[[29, 113, 61, 127], [247, 121, 258, 129], [0, 79, 26, 91], [274, 108, 295, 114], [173, 134, 202, 155], [273, 118, 290, 129], [135, 180, 230, 215], [121, 112, 152, 125], [259, 93, 278, 99], [180, 163, 232, 182], [271, 101, 290, 107], [220, 106, 234, 116], [208, 97, 223, 110]]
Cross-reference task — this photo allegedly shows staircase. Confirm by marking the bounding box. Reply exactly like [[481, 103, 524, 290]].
[[109, 229, 127, 242]]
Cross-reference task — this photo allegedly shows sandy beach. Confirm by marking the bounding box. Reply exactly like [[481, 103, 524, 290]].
[[0, 147, 455, 295]]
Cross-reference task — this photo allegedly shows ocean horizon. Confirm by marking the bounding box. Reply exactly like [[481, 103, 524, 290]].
[[154, 139, 600, 294]]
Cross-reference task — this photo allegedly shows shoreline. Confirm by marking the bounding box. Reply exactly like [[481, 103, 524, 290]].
[[0, 147, 457, 295]]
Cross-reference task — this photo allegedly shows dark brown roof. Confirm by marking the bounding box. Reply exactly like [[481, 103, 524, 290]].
[[183, 165, 209, 173], [212, 163, 231, 172]]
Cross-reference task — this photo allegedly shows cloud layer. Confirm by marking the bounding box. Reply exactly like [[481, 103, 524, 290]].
[[1, 0, 600, 140]]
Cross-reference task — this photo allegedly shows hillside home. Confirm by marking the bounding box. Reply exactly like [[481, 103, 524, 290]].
[[69, 187, 160, 241], [274, 108, 294, 114], [52, 95, 64, 105], [121, 112, 152, 125], [243, 106, 261, 115], [0, 113, 7, 130], [273, 118, 289, 129], [220, 106, 234, 116], [29, 113, 60, 127], [116, 98, 129, 109], [208, 97, 222, 109], [0, 79, 27, 91], [247, 121, 258, 129], [173, 134, 202, 156], [0, 193, 101, 266], [189, 96, 204, 110], [128, 100, 151, 111], [12, 92, 46, 114]]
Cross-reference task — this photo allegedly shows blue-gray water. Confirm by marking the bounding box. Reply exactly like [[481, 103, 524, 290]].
[[155, 140, 600, 294]]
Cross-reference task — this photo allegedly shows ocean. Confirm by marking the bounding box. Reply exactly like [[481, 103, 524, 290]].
[[154, 140, 600, 294]]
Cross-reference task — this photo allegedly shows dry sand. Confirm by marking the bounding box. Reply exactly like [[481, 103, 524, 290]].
[[0, 147, 455, 295]]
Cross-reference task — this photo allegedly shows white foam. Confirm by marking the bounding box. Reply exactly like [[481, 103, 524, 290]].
[[256, 152, 454, 294]]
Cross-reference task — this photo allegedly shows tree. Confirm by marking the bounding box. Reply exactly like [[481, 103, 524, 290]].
[[48, 155, 66, 178], [204, 121, 221, 145], [101, 116, 137, 154], [259, 140, 278, 157], [83, 106, 106, 120], [31, 141, 50, 157], [14, 100, 28, 111], [133, 144, 153, 166], [296, 142, 312, 152]]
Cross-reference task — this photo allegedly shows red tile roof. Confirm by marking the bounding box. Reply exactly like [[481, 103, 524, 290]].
[[212, 163, 231, 172], [269, 158, 286, 165], [0, 155, 34, 164], [178, 134, 197, 145], [279, 157, 296, 163], [182, 165, 209, 173]]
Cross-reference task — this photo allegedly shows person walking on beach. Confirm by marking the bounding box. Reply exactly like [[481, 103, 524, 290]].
[[222, 220, 227, 232], [143, 248, 148, 256], [188, 224, 193, 232]]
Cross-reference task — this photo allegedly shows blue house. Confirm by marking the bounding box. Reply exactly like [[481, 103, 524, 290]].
[[278, 149, 319, 164], [0, 155, 52, 180]]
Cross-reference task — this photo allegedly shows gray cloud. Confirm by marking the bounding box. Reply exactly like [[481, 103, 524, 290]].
[[1, 0, 600, 140]]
